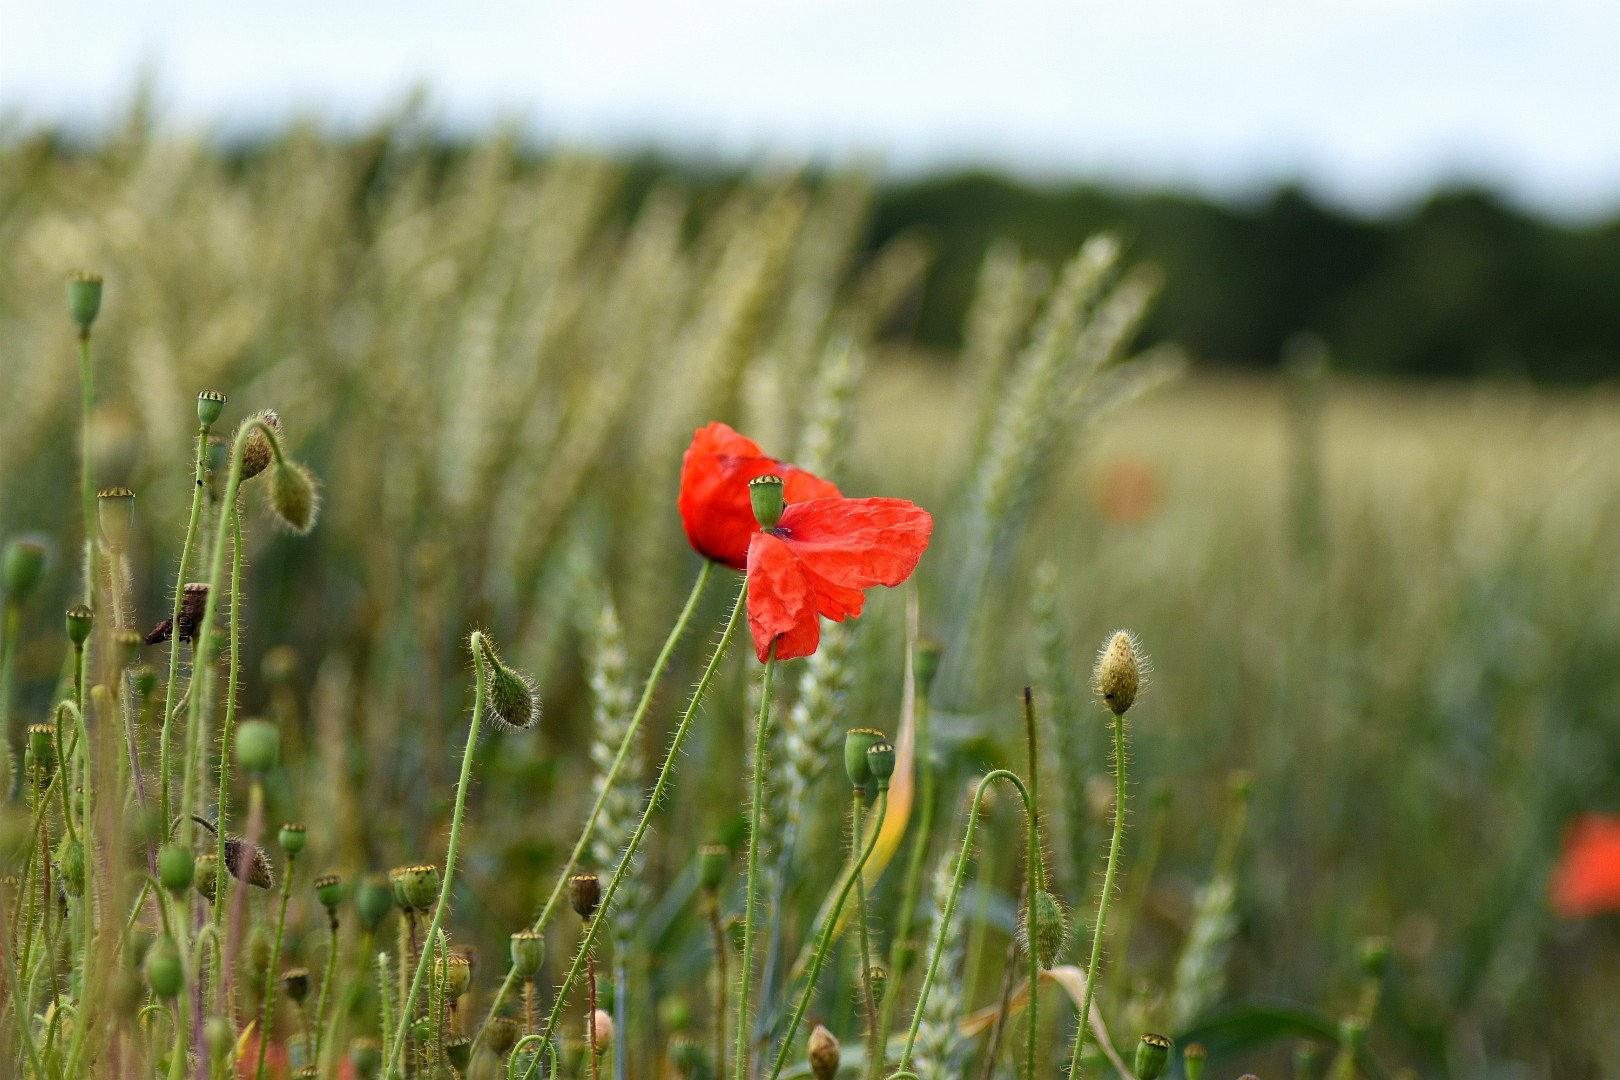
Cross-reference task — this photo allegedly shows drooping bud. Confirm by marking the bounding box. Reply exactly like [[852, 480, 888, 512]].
[[267, 458, 321, 535], [394, 864, 441, 913], [474, 633, 541, 731], [235, 719, 279, 775], [589, 1009, 614, 1055], [278, 822, 308, 856], [194, 854, 220, 903], [67, 271, 103, 332], [568, 872, 602, 921], [1134, 1033, 1172, 1080], [314, 872, 343, 911], [1018, 890, 1068, 970], [197, 390, 227, 429], [843, 728, 884, 791], [65, 604, 94, 646], [224, 835, 275, 890], [1182, 1042, 1207, 1080], [355, 873, 395, 931], [866, 740, 896, 789], [1093, 630, 1145, 715], [2, 538, 50, 603], [807, 1024, 840, 1080], [145, 935, 183, 999], [749, 474, 785, 530], [55, 836, 85, 897], [698, 843, 729, 894], [281, 967, 311, 1003], [438, 952, 472, 999], [158, 845, 196, 893], [511, 930, 546, 980], [97, 487, 136, 548], [238, 411, 281, 481]]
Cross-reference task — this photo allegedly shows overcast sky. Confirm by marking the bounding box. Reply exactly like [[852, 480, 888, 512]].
[[3, 0, 1617, 220]]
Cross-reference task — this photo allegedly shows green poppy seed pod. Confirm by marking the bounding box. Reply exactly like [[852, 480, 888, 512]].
[[561, 1037, 588, 1074], [698, 843, 729, 894], [868, 965, 889, 1007], [197, 390, 227, 429], [145, 935, 184, 999], [349, 1037, 383, 1078], [914, 637, 943, 694], [568, 872, 602, 921], [1339, 1016, 1368, 1053], [510, 930, 546, 980], [659, 994, 694, 1032], [807, 1024, 840, 1080], [486, 1017, 521, 1057], [157, 845, 196, 893], [670, 1036, 704, 1074], [315, 872, 343, 911], [474, 634, 541, 731], [749, 474, 786, 530], [278, 822, 307, 856], [1182, 1042, 1207, 1080], [130, 663, 158, 697], [267, 458, 321, 535], [438, 952, 472, 999], [1018, 890, 1068, 969], [355, 873, 395, 931], [235, 719, 280, 775], [2, 538, 50, 603], [866, 740, 896, 789], [97, 487, 136, 549], [27, 724, 56, 775], [446, 1036, 472, 1072], [204, 1015, 235, 1065], [194, 854, 220, 904], [238, 411, 281, 481], [1094, 630, 1145, 715], [843, 728, 883, 791], [1134, 1033, 1172, 1080], [281, 966, 311, 1003], [1359, 935, 1391, 978], [67, 271, 103, 332], [396, 864, 441, 913], [66, 604, 94, 646], [55, 836, 85, 897], [113, 628, 142, 670]]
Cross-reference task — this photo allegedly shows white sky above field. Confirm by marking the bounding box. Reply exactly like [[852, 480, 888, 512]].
[[2, 0, 1617, 220]]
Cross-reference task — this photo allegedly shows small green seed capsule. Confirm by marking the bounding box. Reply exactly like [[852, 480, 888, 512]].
[[913, 637, 943, 693], [1134, 1032, 1172, 1080], [2, 538, 50, 602], [67, 271, 103, 332], [1182, 1042, 1207, 1080], [130, 664, 158, 698], [204, 1016, 235, 1064], [158, 845, 196, 893], [97, 487, 136, 549], [1359, 935, 1391, 978], [438, 952, 472, 999], [510, 930, 545, 980], [278, 822, 307, 856], [66, 604, 94, 646], [194, 854, 220, 904], [112, 628, 142, 670], [355, 873, 395, 931], [446, 1036, 472, 1072], [314, 872, 343, 911], [55, 836, 85, 897], [669, 1036, 704, 1074], [748, 474, 785, 530], [349, 1037, 382, 1079], [234, 719, 279, 774], [197, 390, 228, 428], [486, 1016, 520, 1057], [26, 724, 55, 775], [843, 728, 883, 791], [411, 1017, 433, 1045], [395, 864, 440, 913], [281, 966, 311, 1003], [568, 872, 602, 921], [865, 740, 896, 788], [145, 936, 184, 999], [698, 843, 729, 894], [868, 965, 889, 1008]]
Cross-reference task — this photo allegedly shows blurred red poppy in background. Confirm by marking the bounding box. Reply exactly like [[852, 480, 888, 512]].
[[1551, 813, 1620, 918], [1092, 454, 1163, 525], [678, 422, 840, 570]]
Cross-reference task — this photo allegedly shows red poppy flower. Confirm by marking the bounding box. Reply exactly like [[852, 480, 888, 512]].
[[1551, 812, 1620, 917], [679, 422, 841, 570], [746, 496, 932, 662]]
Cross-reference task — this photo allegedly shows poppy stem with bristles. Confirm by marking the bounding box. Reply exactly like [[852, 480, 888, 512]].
[[1068, 709, 1129, 1080], [734, 641, 777, 1080]]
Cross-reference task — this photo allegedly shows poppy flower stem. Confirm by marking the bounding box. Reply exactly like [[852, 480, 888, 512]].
[[254, 847, 298, 1080], [734, 642, 777, 1080], [211, 505, 246, 939], [471, 560, 715, 1058], [521, 579, 749, 1080], [853, 792, 879, 1058], [157, 424, 211, 833], [1067, 710, 1129, 1080]]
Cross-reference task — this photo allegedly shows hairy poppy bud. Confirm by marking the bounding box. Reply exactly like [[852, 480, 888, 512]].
[[1135, 1033, 1172, 1080], [235, 719, 279, 774], [194, 854, 219, 903], [2, 538, 50, 603], [67, 271, 103, 332], [868, 965, 889, 1007], [486, 1016, 520, 1057], [27, 724, 56, 775], [239, 411, 281, 481], [393, 864, 440, 913], [349, 1037, 382, 1079], [97, 487, 136, 549], [1094, 630, 1145, 715], [222, 832, 275, 890], [267, 458, 321, 535], [866, 740, 896, 789], [807, 1024, 840, 1080], [112, 628, 142, 670], [197, 390, 227, 429], [474, 633, 541, 731], [446, 1036, 473, 1072], [158, 845, 195, 893], [314, 872, 343, 911], [589, 1009, 613, 1055], [438, 952, 472, 999], [511, 930, 545, 980], [66, 604, 94, 646], [1018, 890, 1068, 969], [278, 822, 307, 856], [55, 836, 85, 897], [749, 475, 785, 531], [281, 966, 311, 1003], [130, 664, 158, 698], [843, 728, 883, 791], [145, 935, 183, 999], [205, 1015, 235, 1065], [568, 872, 602, 921], [698, 843, 729, 894], [355, 873, 395, 931], [1182, 1042, 1207, 1080]]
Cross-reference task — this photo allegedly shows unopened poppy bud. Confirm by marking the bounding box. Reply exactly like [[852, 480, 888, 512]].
[[205, 1015, 235, 1065], [1359, 935, 1391, 978], [130, 664, 158, 697], [194, 855, 220, 903], [355, 873, 395, 931], [446, 1036, 473, 1072], [145, 935, 183, 999], [239, 411, 281, 481], [486, 1017, 520, 1057], [807, 1024, 840, 1080], [279, 822, 307, 856], [2, 538, 50, 602], [1018, 890, 1068, 969], [589, 1009, 613, 1055], [394, 864, 440, 913], [67, 271, 103, 332], [868, 965, 889, 1007], [66, 604, 94, 646], [112, 628, 142, 670], [698, 843, 729, 893], [281, 966, 311, 1003], [97, 487, 136, 548], [349, 1037, 383, 1078], [866, 740, 896, 788], [55, 836, 85, 897], [268, 458, 321, 535], [843, 728, 883, 791], [314, 872, 343, 911], [158, 845, 195, 893], [568, 872, 602, 921], [197, 390, 227, 429], [1094, 630, 1145, 715], [225, 836, 276, 889], [474, 633, 541, 731], [27, 724, 56, 774], [438, 952, 472, 999], [1134, 1033, 1172, 1080], [235, 719, 279, 774], [1182, 1042, 1207, 1080], [511, 930, 546, 980], [749, 474, 785, 530]]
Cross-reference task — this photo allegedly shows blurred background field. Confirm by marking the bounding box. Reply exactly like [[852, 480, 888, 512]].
[[2, 118, 1618, 1078]]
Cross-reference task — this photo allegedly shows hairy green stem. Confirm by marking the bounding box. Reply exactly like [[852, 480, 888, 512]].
[[254, 850, 298, 1080], [1068, 711, 1129, 1080], [734, 643, 777, 1080], [211, 505, 246, 932], [312, 909, 341, 1069], [1, 601, 20, 800], [159, 425, 211, 831], [78, 333, 97, 610], [853, 792, 878, 1060]]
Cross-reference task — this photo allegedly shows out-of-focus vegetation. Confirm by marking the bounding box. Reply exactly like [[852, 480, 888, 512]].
[[1, 116, 1618, 1079]]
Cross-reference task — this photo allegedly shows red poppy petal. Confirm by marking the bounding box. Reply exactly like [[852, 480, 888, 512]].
[[1552, 813, 1620, 917], [800, 560, 866, 622], [746, 532, 821, 662], [678, 423, 841, 570], [776, 497, 934, 590]]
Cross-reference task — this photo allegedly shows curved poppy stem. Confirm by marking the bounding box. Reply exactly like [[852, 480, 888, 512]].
[[734, 641, 777, 1080], [471, 559, 714, 1058]]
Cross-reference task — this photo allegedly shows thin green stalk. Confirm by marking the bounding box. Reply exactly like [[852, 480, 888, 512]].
[[766, 790, 889, 1080], [254, 849, 298, 1080], [376, 951, 396, 1069], [1068, 712, 1128, 1080], [1, 601, 20, 799], [522, 582, 748, 1080], [211, 506, 246, 931], [382, 635, 491, 1077], [853, 792, 878, 1057], [78, 333, 97, 610], [471, 560, 714, 1056], [707, 897, 728, 1080], [734, 643, 777, 1080], [158, 425, 211, 830], [311, 909, 340, 1069], [1022, 689, 1043, 1077]]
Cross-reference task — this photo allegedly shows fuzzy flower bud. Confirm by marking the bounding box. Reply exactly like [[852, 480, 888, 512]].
[[197, 390, 227, 429], [843, 728, 884, 791], [568, 872, 602, 921], [145, 935, 183, 999], [205, 1015, 235, 1066], [1134, 1033, 1172, 1080], [194, 855, 219, 904], [97, 487, 136, 549], [589, 1009, 614, 1055], [267, 458, 321, 534], [511, 930, 546, 980], [473, 632, 541, 731], [55, 836, 85, 897], [1018, 890, 1068, 969], [807, 1024, 840, 1080], [67, 271, 103, 332], [2, 538, 50, 603], [1094, 630, 1146, 715], [238, 411, 281, 481], [749, 474, 785, 530]]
